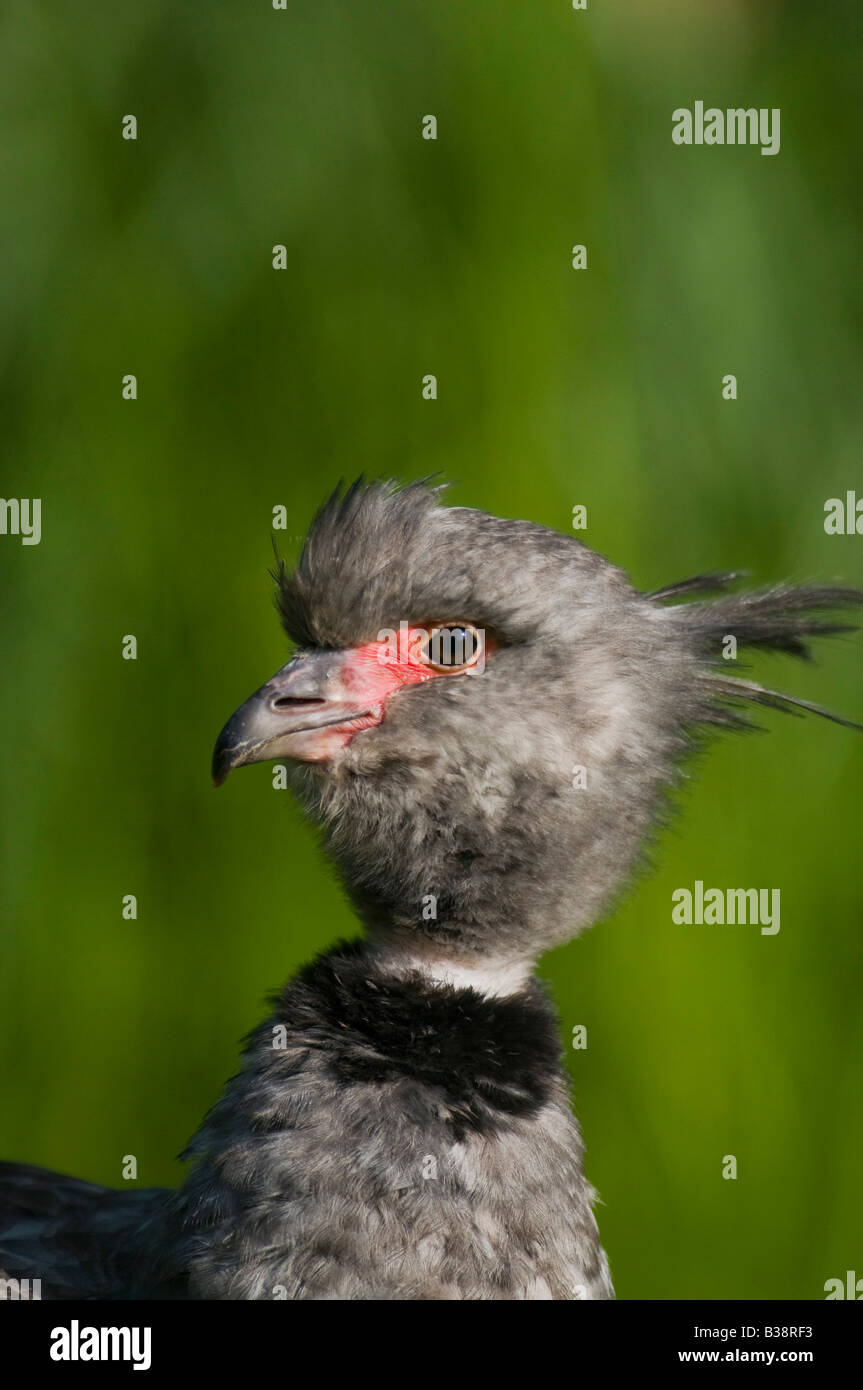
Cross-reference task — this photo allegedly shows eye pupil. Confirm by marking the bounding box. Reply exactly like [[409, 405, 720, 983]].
[[424, 625, 478, 669]]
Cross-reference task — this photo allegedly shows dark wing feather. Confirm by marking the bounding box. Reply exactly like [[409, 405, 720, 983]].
[[0, 1161, 180, 1299]]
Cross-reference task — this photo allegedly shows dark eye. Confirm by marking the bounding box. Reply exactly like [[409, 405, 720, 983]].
[[421, 624, 483, 673]]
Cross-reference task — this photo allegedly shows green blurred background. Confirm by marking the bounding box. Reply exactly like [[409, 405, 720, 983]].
[[1, 0, 861, 1299]]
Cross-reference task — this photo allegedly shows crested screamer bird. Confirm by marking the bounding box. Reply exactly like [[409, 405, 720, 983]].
[[1, 478, 861, 1299]]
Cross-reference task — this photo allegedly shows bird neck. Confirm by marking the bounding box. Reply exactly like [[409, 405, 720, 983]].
[[296, 757, 637, 963], [366, 945, 535, 999]]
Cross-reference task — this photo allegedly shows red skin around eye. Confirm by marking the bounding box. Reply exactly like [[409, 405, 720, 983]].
[[340, 629, 440, 707], [303, 626, 490, 760]]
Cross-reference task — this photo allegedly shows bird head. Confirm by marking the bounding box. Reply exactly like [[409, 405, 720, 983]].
[[213, 479, 862, 973]]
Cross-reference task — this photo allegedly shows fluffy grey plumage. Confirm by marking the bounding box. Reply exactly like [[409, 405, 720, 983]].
[[1, 478, 860, 1300]]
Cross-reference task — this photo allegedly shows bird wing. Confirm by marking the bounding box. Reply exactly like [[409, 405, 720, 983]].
[[0, 1161, 179, 1299]]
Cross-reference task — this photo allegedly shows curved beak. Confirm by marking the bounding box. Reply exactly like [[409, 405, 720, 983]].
[[212, 649, 374, 784]]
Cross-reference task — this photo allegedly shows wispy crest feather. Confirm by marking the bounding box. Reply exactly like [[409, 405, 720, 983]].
[[657, 574, 863, 731]]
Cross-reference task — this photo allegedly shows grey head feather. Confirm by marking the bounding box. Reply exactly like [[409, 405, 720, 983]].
[[271, 479, 863, 964]]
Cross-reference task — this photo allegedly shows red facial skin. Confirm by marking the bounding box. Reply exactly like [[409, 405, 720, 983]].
[[294, 626, 488, 763]]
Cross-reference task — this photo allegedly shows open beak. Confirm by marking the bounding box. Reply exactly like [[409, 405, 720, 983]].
[[212, 649, 377, 784]]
